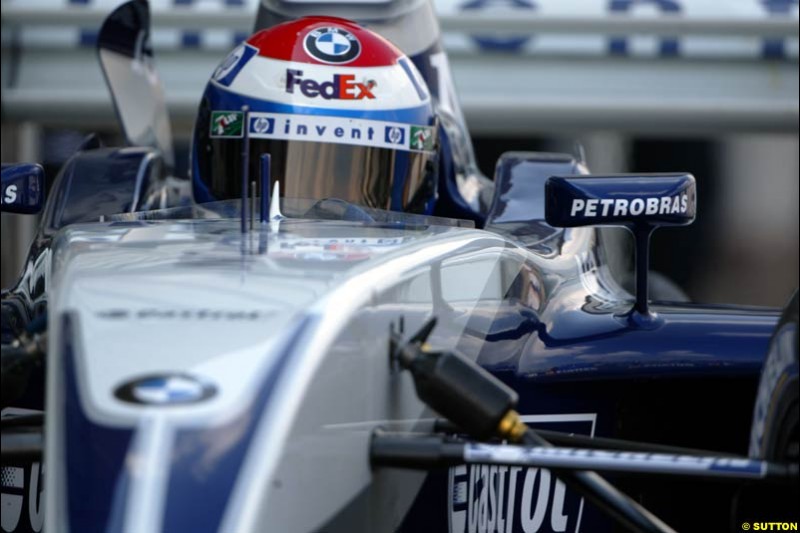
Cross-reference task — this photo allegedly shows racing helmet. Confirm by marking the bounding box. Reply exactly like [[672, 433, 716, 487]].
[[191, 17, 439, 214]]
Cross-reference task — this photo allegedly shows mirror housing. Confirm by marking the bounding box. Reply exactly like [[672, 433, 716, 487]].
[[545, 173, 697, 323], [545, 174, 696, 229], [1, 163, 45, 214], [97, 0, 174, 168]]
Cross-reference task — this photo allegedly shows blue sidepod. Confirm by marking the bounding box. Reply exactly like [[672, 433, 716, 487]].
[[396, 244, 777, 533], [399, 298, 777, 533]]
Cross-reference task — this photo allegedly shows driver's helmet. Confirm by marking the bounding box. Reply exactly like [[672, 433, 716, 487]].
[[191, 17, 439, 214]]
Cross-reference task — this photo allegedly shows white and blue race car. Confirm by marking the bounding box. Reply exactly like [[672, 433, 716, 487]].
[[1, 1, 797, 532]]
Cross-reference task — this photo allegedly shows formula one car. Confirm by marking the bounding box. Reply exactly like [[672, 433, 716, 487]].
[[1, 1, 797, 532]]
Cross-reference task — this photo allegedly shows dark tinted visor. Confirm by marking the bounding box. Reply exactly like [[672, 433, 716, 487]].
[[196, 137, 434, 211]]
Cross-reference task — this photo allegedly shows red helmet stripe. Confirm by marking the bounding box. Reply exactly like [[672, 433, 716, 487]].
[[246, 17, 403, 68]]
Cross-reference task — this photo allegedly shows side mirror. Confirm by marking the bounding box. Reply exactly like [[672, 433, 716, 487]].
[[97, 0, 174, 168], [545, 174, 696, 229], [1, 163, 45, 214], [545, 173, 696, 322]]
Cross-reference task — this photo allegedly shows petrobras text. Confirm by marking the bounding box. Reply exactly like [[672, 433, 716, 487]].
[[2, 184, 18, 205], [246, 112, 435, 153], [570, 194, 689, 218], [285, 69, 376, 100]]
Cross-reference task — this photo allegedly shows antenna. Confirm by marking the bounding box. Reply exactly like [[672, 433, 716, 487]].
[[240, 104, 250, 234], [250, 180, 257, 231], [260, 154, 271, 224], [573, 141, 587, 165]]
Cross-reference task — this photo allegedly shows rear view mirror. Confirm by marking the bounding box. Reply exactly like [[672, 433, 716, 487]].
[[545, 173, 696, 321], [1, 163, 44, 214], [97, 0, 174, 168], [545, 173, 696, 229]]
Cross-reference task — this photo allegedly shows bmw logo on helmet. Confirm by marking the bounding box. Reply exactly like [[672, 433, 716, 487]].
[[304, 27, 361, 64], [115, 374, 216, 405]]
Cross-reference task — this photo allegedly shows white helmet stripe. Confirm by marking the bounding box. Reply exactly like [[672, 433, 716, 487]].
[[246, 112, 437, 153], [225, 56, 430, 110]]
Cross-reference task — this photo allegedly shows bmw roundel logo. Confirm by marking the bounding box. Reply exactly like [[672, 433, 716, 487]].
[[115, 374, 216, 405], [304, 27, 361, 64]]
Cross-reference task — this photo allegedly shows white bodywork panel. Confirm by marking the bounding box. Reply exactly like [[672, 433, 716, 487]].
[[42, 217, 513, 532]]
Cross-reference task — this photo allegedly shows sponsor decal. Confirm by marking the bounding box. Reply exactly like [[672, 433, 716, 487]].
[[247, 112, 436, 153], [410, 126, 435, 151], [280, 237, 406, 248], [1, 409, 47, 533], [210, 111, 244, 138], [115, 374, 216, 405], [2, 184, 18, 205], [212, 43, 258, 87], [569, 194, 689, 218], [449, 414, 596, 533], [304, 27, 361, 64], [0, 463, 44, 533], [385, 126, 405, 146], [463, 444, 765, 477], [1, 465, 25, 533], [285, 69, 376, 100], [95, 308, 275, 320], [271, 236, 408, 262], [251, 116, 275, 134]]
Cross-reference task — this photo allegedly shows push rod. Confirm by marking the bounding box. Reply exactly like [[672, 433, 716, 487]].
[[433, 419, 737, 457], [371, 433, 798, 482]]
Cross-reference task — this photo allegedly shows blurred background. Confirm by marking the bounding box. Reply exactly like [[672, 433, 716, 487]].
[[1, 0, 797, 306]]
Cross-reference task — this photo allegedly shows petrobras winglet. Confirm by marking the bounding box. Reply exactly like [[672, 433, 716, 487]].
[[545, 173, 696, 229]]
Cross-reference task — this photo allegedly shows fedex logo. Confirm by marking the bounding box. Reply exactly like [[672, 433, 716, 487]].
[[285, 69, 376, 100]]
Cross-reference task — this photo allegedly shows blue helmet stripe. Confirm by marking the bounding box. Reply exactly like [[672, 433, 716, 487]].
[[398, 58, 429, 102]]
